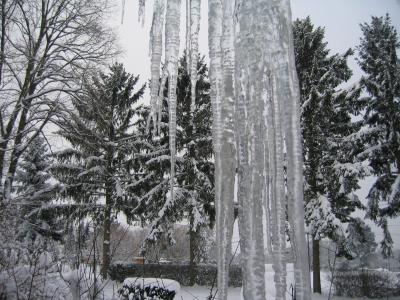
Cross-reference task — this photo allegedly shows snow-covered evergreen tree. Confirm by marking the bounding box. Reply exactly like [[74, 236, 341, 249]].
[[0, 136, 63, 300], [293, 16, 363, 293], [14, 135, 60, 244], [51, 63, 145, 277], [356, 15, 400, 258], [133, 56, 214, 266]]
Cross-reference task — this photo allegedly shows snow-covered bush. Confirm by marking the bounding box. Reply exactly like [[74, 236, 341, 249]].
[[0, 249, 69, 300], [118, 285, 176, 300], [333, 268, 400, 298], [118, 278, 179, 300]]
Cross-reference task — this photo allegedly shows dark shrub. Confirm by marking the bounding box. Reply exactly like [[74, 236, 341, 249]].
[[333, 269, 400, 298], [118, 282, 176, 300]]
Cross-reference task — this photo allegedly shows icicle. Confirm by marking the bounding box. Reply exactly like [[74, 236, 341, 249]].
[[272, 0, 311, 299], [208, 0, 223, 156], [279, 0, 312, 298], [186, 0, 191, 72], [147, 0, 165, 134], [208, 1, 223, 296], [121, 0, 126, 24], [138, 0, 146, 26], [214, 0, 236, 299], [271, 74, 287, 300], [234, 0, 267, 297], [164, 0, 181, 203], [189, 0, 201, 128]]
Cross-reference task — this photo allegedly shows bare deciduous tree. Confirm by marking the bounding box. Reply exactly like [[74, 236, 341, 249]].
[[0, 0, 117, 202]]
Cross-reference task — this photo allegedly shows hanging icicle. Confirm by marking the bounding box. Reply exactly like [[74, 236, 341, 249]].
[[163, 0, 181, 203], [185, 0, 191, 73], [271, 74, 288, 300], [207, 1, 225, 296], [279, 1, 312, 298], [189, 0, 201, 126], [121, 0, 126, 24], [234, 0, 267, 298], [147, 0, 165, 134], [214, 0, 236, 299]]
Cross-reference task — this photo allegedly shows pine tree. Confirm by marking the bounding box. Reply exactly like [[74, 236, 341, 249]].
[[357, 14, 400, 258], [176, 55, 214, 284], [293, 17, 363, 293], [133, 55, 214, 280], [52, 63, 145, 277], [14, 135, 60, 245]]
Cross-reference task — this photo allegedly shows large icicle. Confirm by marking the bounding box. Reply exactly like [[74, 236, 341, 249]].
[[216, 0, 236, 299], [148, 0, 165, 134], [270, 74, 287, 300], [163, 0, 181, 202], [189, 0, 201, 123], [208, 0, 225, 297], [262, 1, 289, 298], [234, 0, 267, 298], [208, 0, 223, 156], [185, 0, 191, 71], [279, 1, 312, 298]]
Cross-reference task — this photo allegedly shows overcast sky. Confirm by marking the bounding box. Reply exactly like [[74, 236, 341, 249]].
[[113, 1, 400, 248], [115, 0, 400, 91]]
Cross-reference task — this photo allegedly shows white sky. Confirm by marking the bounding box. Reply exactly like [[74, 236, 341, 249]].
[[112, 0, 400, 248]]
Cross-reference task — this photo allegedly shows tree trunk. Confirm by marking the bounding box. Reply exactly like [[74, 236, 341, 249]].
[[101, 185, 112, 279], [312, 238, 321, 293], [189, 215, 196, 285], [2, 104, 30, 198]]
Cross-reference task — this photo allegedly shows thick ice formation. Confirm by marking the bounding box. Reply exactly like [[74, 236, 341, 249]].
[[138, 0, 311, 299]]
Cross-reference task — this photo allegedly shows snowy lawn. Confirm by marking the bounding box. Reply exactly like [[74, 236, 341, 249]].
[[177, 286, 400, 300], [104, 282, 400, 300], [100, 270, 400, 300]]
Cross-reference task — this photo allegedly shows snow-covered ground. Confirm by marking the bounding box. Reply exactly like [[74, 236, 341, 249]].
[[99, 270, 400, 300], [177, 286, 400, 300], [4, 263, 398, 299], [104, 281, 400, 300]]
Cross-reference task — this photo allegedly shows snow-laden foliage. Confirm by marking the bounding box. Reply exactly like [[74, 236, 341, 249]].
[[51, 63, 146, 277], [0, 136, 67, 299], [355, 15, 400, 257], [133, 56, 214, 260], [13, 136, 61, 243], [345, 218, 377, 262], [119, 277, 180, 300], [293, 17, 363, 240], [293, 16, 365, 293]]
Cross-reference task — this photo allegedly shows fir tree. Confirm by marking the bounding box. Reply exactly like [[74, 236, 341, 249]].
[[52, 63, 145, 277], [133, 55, 214, 280], [293, 17, 363, 293], [176, 54, 214, 284], [14, 135, 60, 244], [356, 14, 400, 258]]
